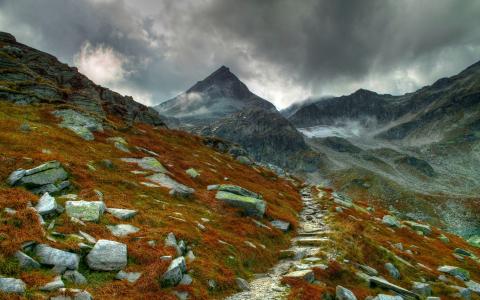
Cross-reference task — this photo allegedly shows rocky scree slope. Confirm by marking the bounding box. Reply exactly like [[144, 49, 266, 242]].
[[0, 32, 303, 299]]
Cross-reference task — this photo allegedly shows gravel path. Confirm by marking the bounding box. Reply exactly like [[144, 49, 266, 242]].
[[226, 186, 329, 300]]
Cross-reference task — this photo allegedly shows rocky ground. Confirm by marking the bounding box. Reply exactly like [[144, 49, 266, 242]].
[[227, 186, 329, 300]]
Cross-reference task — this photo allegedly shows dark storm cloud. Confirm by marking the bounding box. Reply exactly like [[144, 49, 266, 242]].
[[1, 0, 480, 107]]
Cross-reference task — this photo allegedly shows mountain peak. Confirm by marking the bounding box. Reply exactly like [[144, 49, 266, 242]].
[[352, 88, 377, 96], [201, 65, 237, 83]]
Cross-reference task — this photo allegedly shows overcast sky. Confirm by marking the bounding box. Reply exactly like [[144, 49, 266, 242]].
[[1, 0, 480, 108]]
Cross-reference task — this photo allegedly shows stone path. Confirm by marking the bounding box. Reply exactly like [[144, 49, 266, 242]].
[[226, 186, 329, 300]]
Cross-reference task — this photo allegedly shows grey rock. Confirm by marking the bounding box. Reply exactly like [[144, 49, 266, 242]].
[[78, 231, 97, 244], [282, 269, 315, 283], [53, 110, 103, 141], [160, 256, 187, 287], [116, 270, 142, 283], [36, 192, 59, 216], [207, 279, 217, 290], [65, 200, 105, 222], [357, 264, 378, 276], [107, 224, 140, 237], [336, 285, 357, 300], [0, 277, 26, 294], [236, 156, 253, 165], [15, 161, 69, 193], [179, 274, 193, 285], [235, 277, 250, 291], [270, 219, 291, 232], [100, 159, 115, 169], [438, 265, 470, 281], [454, 248, 473, 257], [146, 173, 194, 197], [35, 244, 80, 269], [173, 291, 189, 300], [185, 250, 196, 263], [6, 169, 25, 185], [404, 221, 432, 235], [121, 157, 167, 173], [382, 215, 400, 228], [63, 270, 87, 285], [384, 262, 400, 279], [19, 122, 31, 133], [372, 295, 403, 300], [466, 280, 480, 295], [106, 208, 137, 220], [369, 277, 419, 299], [185, 168, 200, 178], [217, 184, 261, 198], [215, 191, 266, 217], [451, 285, 472, 300], [207, 184, 219, 191], [107, 137, 130, 153], [412, 282, 432, 296], [439, 234, 450, 243], [40, 276, 64, 291], [86, 240, 127, 271], [51, 265, 67, 275], [165, 232, 178, 248], [15, 251, 40, 269]]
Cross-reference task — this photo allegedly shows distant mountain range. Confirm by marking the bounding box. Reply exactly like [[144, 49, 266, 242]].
[[156, 60, 480, 236]]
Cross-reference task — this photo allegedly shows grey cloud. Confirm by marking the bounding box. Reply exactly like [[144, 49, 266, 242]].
[[1, 0, 480, 108]]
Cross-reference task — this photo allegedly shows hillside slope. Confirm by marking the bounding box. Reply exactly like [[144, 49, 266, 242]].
[[0, 32, 303, 299]]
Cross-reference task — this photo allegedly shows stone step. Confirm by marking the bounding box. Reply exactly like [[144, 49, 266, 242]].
[[282, 269, 314, 283], [295, 237, 330, 246]]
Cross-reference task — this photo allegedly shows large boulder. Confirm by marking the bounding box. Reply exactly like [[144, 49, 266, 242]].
[[35, 244, 80, 270], [0, 277, 26, 294], [215, 191, 266, 217], [65, 200, 106, 222], [160, 257, 187, 287], [121, 157, 167, 173], [86, 240, 127, 271], [217, 184, 261, 199], [146, 173, 195, 198], [53, 109, 103, 141], [7, 161, 70, 195]]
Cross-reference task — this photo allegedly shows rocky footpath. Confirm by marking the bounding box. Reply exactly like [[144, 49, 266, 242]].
[[227, 186, 329, 300]]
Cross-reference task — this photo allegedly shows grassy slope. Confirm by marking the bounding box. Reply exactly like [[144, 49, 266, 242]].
[[0, 101, 302, 299], [286, 187, 480, 299]]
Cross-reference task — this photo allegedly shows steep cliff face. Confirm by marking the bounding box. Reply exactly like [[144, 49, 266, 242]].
[[0, 31, 165, 127]]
